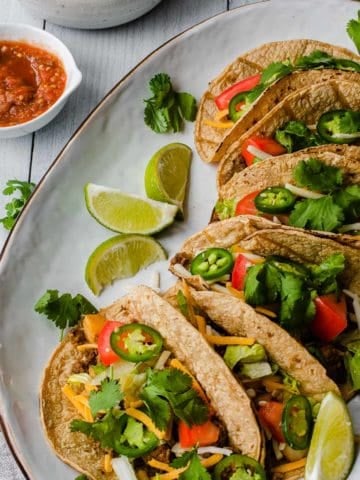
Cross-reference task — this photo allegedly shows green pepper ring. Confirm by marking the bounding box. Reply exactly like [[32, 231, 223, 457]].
[[190, 247, 234, 281], [213, 454, 266, 480], [110, 323, 163, 362], [254, 186, 296, 214], [317, 109, 360, 144], [228, 92, 248, 122], [282, 395, 313, 450], [113, 415, 159, 457]]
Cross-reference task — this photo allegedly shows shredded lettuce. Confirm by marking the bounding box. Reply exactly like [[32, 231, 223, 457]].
[[241, 362, 272, 379], [224, 344, 266, 370]]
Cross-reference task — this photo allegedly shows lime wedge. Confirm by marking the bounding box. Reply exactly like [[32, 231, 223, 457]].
[[84, 183, 178, 234], [85, 234, 167, 295], [144, 143, 192, 215], [305, 392, 354, 480]]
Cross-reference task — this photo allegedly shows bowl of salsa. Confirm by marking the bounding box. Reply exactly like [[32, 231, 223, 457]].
[[0, 24, 82, 138]]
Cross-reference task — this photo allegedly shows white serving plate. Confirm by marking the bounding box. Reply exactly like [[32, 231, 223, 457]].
[[1, 0, 359, 478]]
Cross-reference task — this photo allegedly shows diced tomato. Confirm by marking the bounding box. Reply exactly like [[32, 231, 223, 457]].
[[178, 420, 220, 448], [97, 321, 124, 366], [214, 74, 261, 111], [311, 294, 347, 342], [235, 191, 261, 216], [231, 254, 255, 291], [258, 402, 285, 443], [241, 136, 287, 166]]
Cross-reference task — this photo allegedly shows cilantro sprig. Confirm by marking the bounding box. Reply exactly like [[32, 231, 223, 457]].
[[347, 10, 360, 53], [0, 180, 35, 230], [34, 289, 97, 335], [88, 379, 123, 416], [144, 73, 197, 133], [171, 450, 211, 480], [293, 158, 343, 194]]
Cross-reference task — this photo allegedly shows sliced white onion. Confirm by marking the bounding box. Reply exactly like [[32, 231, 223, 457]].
[[151, 271, 161, 290], [246, 145, 274, 160], [343, 289, 360, 330], [155, 350, 171, 370], [207, 274, 230, 284], [173, 263, 192, 278], [284, 183, 324, 199], [272, 439, 284, 461], [331, 132, 360, 140], [239, 252, 265, 262], [67, 373, 92, 384], [198, 446, 233, 456], [112, 456, 137, 480], [171, 442, 191, 456], [91, 361, 134, 385], [272, 216, 282, 225], [210, 284, 230, 295], [338, 223, 360, 233]]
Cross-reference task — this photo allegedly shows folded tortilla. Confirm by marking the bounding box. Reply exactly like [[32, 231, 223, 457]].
[[41, 287, 263, 480], [170, 217, 360, 297], [196, 39, 360, 164], [216, 80, 360, 194]]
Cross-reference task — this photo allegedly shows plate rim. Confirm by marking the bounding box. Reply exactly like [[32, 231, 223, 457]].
[[0, 2, 269, 478]]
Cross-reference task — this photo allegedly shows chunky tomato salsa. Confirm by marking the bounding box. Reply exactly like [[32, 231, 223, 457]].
[[0, 41, 66, 127]]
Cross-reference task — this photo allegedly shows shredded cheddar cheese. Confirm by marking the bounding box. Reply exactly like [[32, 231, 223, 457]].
[[203, 118, 234, 129], [129, 400, 144, 409], [103, 453, 113, 473], [137, 470, 150, 480], [262, 379, 289, 392], [151, 454, 223, 480], [147, 459, 174, 472], [201, 454, 223, 467], [271, 457, 307, 473], [226, 284, 245, 300], [125, 407, 166, 440], [181, 279, 197, 327], [255, 306, 277, 318], [205, 335, 255, 346], [62, 385, 94, 422], [195, 315, 207, 335], [214, 108, 229, 121], [76, 343, 98, 351]]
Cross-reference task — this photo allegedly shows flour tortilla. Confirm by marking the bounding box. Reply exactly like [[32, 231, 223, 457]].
[[216, 80, 360, 193], [196, 39, 360, 164]]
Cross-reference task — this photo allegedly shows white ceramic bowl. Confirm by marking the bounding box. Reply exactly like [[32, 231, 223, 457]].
[[19, 0, 163, 30], [0, 24, 82, 139]]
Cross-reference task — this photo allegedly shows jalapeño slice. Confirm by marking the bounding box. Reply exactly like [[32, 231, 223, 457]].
[[255, 186, 296, 214], [317, 109, 360, 144], [110, 323, 163, 362], [229, 92, 248, 122], [114, 414, 159, 457], [213, 454, 266, 480], [282, 395, 313, 450], [190, 248, 234, 280]]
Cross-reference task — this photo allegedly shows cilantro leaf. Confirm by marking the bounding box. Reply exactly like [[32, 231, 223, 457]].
[[144, 73, 197, 133], [295, 50, 360, 72], [293, 158, 343, 193], [71, 410, 158, 456], [309, 253, 345, 295], [75, 475, 88, 480], [275, 120, 324, 153], [289, 196, 344, 232], [244, 262, 281, 306], [345, 350, 360, 390], [142, 368, 208, 428], [88, 379, 123, 416], [214, 199, 236, 220], [179, 450, 211, 480], [279, 273, 316, 330], [333, 185, 360, 223], [0, 179, 35, 230], [177, 289, 189, 317], [34, 289, 97, 333], [171, 450, 195, 468], [141, 383, 172, 431], [347, 10, 360, 53], [260, 61, 293, 86]]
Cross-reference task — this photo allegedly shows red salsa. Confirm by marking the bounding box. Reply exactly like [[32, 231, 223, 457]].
[[0, 41, 67, 127]]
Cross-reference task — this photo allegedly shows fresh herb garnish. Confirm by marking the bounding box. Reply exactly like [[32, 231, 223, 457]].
[[295, 50, 360, 72], [275, 120, 324, 153], [88, 379, 123, 416], [333, 185, 360, 223], [144, 73, 197, 133], [34, 289, 97, 335], [289, 196, 345, 232], [178, 450, 211, 480], [347, 10, 360, 53], [141, 368, 208, 429], [74, 475, 88, 480], [0, 179, 35, 230], [177, 289, 189, 317], [309, 253, 345, 295], [293, 158, 343, 193]]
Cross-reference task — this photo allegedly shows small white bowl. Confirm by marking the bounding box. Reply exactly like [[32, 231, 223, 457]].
[[20, 0, 163, 30], [0, 24, 82, 139]]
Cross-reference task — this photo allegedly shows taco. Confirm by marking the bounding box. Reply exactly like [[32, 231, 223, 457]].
[[164, 281, 346, 479], [213, 145, 360, 242], [170, 220, 360, 401], [41, 286, 265, 480], [196, 39, 360, 164], [216, 80, 360, 193]]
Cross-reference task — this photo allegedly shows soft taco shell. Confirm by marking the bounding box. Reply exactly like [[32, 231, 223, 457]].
[[40, 330, 117, 480], [196, 39, 360, 164], [216, 80, 360, 193], [101, 286, 262, 460], [219, 144, 360, 199], [170, 216, 360, 296]]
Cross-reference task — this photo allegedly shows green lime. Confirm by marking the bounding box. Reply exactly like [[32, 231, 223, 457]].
[[144, 143, 192, 215], [305, 392, 354, 480], [85, 234, 167, 295], [84, 183, 178, 235]]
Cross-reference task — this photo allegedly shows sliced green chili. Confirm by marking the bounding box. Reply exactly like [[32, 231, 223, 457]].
[[255, 186, 296, 214], [213, 454, 266, 480], [282, 395, 313, 450], [317, 109, 360, 144], [110, 323, 163, 362], [190, 248, 234, 280]]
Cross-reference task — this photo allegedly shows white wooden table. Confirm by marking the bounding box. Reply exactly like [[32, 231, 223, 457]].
[[0, 0, 258, 477]]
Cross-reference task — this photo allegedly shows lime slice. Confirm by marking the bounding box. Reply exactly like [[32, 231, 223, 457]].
[[305, 392, 354, 480], [85, 234, 167, 295], [84, 183, 178, 234], [144, 143, 192, 214]]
